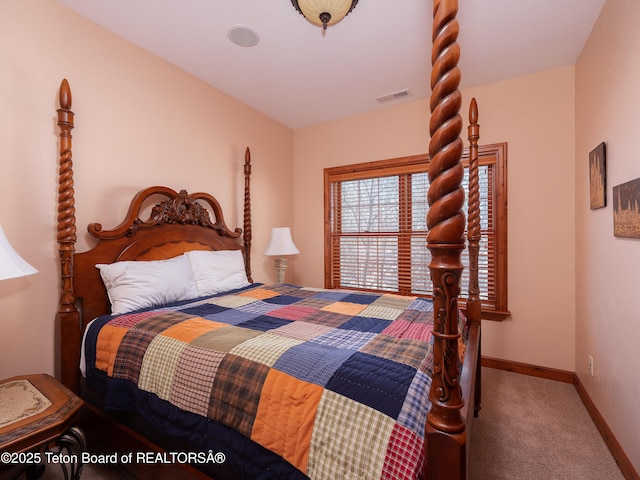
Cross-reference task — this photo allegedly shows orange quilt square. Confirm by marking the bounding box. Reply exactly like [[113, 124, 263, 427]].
[[160, 317, 226, 343], [251, 370, 323, 473], [95, 325, 129, 376]]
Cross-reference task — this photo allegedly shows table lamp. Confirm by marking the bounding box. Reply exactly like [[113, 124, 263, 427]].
[[264, 227, 299, 283], [0, 225, 38, 280]]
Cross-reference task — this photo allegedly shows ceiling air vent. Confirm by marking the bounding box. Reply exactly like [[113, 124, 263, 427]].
[[375, 89, 411, 103]]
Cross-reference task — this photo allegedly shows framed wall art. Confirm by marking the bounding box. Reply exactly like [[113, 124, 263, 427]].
[[613, 177, 640, 238], [589, 142, 606, 210]]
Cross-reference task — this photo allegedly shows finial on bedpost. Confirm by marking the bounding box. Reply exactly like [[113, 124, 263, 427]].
[[426, 0, 465, 447], [244, 147, 253, 283], [59, 78, 72, 110], [467, 98, 481, 322], [57, 78, 77, 312]]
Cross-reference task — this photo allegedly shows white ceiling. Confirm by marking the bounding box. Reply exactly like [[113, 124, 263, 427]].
[[55, 0, 605, 129]]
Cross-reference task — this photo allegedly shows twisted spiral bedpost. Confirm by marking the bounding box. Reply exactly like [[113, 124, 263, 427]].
[[56, 79, 77, 313], [426, 0, 465, 437], [467, 98, 481, 321], [467, 98, 482, 420], [244, 147, 253, 283], [56, 79, 80, 392]]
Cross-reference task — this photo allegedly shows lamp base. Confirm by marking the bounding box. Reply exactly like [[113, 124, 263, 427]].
[[274, 256, 288, 284]]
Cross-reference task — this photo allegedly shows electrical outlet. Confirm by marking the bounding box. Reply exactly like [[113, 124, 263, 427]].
[[588, 355, 594, 376]]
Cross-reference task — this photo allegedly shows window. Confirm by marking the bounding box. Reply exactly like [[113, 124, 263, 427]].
[[324, 143, 508, 320]]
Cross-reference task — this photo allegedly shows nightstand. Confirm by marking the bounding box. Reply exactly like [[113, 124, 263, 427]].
[[0, 374, 85, 479]]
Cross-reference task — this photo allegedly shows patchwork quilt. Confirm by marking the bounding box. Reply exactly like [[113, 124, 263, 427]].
[[84, 283, 469, 480]]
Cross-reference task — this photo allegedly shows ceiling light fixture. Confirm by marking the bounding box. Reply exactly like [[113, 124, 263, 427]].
[[291, 0, 359, 30]]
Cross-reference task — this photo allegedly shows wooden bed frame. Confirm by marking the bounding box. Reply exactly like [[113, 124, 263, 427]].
[[55, 1, 481, 479]]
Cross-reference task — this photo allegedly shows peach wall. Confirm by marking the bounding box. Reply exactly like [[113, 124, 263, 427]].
[[293, 66, 577, 372], [464, 67, 576, 372], [291, 101, 429, 285], [0, 0, 293, 379], [575, 0, 640, 469]]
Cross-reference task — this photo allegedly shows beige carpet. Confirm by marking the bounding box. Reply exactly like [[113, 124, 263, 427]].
[[2, 367, 624, 479], [469, 367, 624, 480]]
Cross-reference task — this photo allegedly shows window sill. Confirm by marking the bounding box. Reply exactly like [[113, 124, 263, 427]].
[[461, 308, 511, 321]]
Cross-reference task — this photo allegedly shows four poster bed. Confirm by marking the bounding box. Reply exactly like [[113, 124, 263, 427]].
[[55, 1, 482, 479]]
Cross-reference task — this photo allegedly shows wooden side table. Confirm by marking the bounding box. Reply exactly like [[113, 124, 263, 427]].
[[0, 374, 85, 479]]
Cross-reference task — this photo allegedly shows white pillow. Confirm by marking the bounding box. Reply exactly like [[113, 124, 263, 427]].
[[97, 255, 199, 315], [185, 249, 250, 297]]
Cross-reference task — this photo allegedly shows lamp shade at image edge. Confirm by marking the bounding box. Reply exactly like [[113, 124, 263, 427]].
[[0, 225, 38, 281]]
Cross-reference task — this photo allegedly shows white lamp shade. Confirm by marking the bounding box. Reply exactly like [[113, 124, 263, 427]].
[[0, 225, 38, 281], [264, 227, 300, 256]]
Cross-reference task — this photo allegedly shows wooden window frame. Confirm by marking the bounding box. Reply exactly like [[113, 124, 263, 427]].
[[324, 143, 509, 320]]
